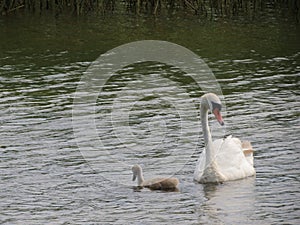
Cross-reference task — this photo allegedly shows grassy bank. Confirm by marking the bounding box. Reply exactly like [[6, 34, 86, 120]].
[[1, 0, 299, 19]]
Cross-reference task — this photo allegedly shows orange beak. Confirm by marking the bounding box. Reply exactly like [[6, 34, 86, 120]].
[[213, 108, 224, 126]]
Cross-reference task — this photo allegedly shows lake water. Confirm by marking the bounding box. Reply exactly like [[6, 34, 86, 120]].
[[0, 12, 299, 224]]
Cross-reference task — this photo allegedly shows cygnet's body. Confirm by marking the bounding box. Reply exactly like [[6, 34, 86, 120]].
[[132, 165, 179, 191]]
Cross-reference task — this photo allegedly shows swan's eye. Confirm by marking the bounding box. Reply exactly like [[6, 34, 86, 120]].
[[211, 101, 222, 111]]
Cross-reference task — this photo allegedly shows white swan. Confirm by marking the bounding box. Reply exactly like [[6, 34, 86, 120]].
[[194, 93, 255, 183], [132, 164, 179, 190]]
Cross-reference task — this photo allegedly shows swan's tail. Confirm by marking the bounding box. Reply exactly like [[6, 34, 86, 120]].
[[242, 141, 254, 155], [242, 141, 254, 166]]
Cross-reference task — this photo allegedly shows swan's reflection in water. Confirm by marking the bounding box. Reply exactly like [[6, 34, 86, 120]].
[[197, 177, 264, 224]]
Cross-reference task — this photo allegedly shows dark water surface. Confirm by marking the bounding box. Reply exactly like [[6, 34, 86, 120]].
[[0, 13, 299, 224]]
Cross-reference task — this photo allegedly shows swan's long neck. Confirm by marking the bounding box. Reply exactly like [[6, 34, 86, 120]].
[[200, 99, 214, 166], [137, 169, 145, 186]]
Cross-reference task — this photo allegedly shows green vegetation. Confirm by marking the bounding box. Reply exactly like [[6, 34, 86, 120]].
[[1, 0, 299, 18]]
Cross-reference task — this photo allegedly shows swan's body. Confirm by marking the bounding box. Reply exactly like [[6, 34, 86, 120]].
[[194, 93, 255, 183], [132, 165, 179, 190]]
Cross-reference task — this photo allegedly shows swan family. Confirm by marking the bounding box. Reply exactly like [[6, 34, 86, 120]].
[[132, 93, 255, 189]]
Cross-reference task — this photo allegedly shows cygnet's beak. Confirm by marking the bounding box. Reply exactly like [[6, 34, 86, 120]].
[[213, 108, 224, 126]]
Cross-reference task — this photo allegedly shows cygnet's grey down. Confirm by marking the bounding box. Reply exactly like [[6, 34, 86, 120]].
[[132, 164, 179, 191]]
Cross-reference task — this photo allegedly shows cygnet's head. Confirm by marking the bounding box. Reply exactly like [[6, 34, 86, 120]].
[[132, 164, 142, 181]]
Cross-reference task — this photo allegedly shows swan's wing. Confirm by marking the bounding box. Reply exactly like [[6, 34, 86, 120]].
[[214, 137, 255, 181]]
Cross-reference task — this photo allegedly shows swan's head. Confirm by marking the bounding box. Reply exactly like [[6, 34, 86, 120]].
[[202, 93, 224, 126], [132, 164, 142, 181]]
